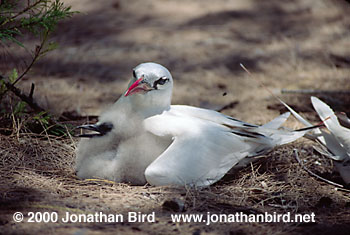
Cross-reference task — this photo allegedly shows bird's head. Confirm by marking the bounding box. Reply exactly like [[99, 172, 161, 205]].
[[124, 62, 173, 112], [125, 62, 173, 97]]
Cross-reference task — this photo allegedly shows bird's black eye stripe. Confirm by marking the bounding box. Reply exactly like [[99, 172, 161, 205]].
[[153, 77, 169, 89]]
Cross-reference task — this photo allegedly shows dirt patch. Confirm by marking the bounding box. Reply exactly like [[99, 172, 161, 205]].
[[1, 0, 350, 234]]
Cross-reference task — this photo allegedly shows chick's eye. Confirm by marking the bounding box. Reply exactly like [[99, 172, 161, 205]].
[[133, 70, 137, 78]]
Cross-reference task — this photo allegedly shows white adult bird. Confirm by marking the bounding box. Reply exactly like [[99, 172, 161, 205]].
[[75, 62, 307, 187]]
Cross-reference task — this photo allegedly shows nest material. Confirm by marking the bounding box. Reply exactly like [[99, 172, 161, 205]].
[[1, 133, 349, 234]]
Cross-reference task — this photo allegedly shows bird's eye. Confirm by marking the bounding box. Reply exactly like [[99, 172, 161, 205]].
[[157, 77, 169, 85], [133, 70, 137, 78], [152, 77, 169, 89]]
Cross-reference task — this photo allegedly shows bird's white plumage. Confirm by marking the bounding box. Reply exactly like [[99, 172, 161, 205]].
[[311, 97, 350, 184], [280, 96, 350, 184], [143, 108, 306, 186], [311, 97, 350, 155], [75, 62, 307, 186]]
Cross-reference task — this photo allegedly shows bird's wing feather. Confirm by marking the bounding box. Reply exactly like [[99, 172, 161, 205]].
[[143, 112, 263, 186], [334, 161, 350, 184], [316, 130, 349, 161], [262, 112, 290, 129], [171, 105, 306, 146], [278, 96, 343, 149], [279, 96, 349, 161], [311, 96, 350, 155], [171, 105, 259, 128]]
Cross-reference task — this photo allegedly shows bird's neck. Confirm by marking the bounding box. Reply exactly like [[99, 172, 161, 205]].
[[130, 91, 172, 118]]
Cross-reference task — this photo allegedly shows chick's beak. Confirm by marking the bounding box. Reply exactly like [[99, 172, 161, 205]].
[[124, 76, 152, 97]]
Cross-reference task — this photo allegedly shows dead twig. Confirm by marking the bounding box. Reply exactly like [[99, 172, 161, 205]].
[[281, 89, 350, 95], [335, 187, 350, 193], [4, 81, 45, 112], [293, 149, 344, 188]]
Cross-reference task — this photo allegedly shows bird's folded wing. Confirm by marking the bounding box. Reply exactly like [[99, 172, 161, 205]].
[[280, 96, 349, 160], [315, 130, 349, 161], [143, 113, 272, 187], [311, 96, 350, 153], [171, 105, 306, 141], [171, 105, 260, 128], [278, 96, 343, 150]]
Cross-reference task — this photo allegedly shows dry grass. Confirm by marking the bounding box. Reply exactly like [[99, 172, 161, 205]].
[[1, 131, 349, 234]]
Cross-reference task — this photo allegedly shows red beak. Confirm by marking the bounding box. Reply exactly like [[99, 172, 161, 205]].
[[124, 77, 150, 97]]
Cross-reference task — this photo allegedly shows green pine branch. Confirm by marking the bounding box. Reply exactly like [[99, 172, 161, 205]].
[[0, 0, 78, 136]]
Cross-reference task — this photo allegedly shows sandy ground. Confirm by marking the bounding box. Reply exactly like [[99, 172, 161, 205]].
[[13, 0, 350, 122], [1, 0, 350, 234]]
